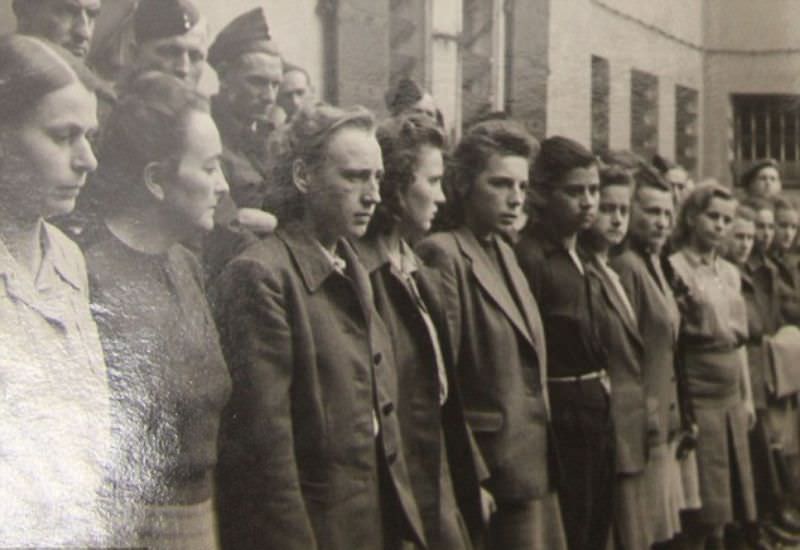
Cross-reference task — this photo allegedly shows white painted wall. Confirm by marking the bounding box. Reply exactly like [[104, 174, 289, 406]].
[[547, 0, 704, 161], [703, 0, 800, 184]]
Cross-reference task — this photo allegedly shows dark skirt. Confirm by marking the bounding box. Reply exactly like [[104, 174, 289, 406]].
[[686, 347, 757, 526]]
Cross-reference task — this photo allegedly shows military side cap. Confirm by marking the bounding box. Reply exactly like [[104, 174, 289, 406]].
[[134, 0, 201, 44], [385, 78, 424, 114], [208, 7, 274, 71]]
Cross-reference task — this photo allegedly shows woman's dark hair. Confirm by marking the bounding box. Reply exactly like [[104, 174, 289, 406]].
[[631, 162, 672, 202], [438, 118, 538, 228], [367, 114, 445, 236], [268, 102, 375, 223], [97, 71, 209, 209], [741, 158, 780, 191], [0, 34, 100, 126], [652, 154, 677, 175], [672, 182, 736, 249], [531, 136, 596, 191], [741, 196, 774, 215], [773, 196, 798, 214], [597, 149, 646, 173], [600, 165, 634, 190]]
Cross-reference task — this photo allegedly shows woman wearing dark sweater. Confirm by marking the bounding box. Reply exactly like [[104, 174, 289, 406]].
[[83, 72, 231, 548]]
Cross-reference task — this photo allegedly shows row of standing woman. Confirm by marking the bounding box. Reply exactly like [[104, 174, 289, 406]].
[[2, 31, 800, 550]]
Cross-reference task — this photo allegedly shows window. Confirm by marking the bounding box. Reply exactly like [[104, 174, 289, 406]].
[[733, 94, 800, 187], [675, 85, 699, 174], [389, 0, 427, 90], [591, 56, 610, 153], [631, 69, 659, 160], [461, 0, 504, 127]]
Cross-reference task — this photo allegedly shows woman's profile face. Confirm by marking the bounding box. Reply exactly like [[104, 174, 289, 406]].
[[398, 145, 445, 234], [0, 82, 97, 221], [163, 111, 229, 233]]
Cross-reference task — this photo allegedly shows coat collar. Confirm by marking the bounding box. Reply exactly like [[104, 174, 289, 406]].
[[453, 226, 537, 349], [279, 225, 347, 293], [352, 233, 391, 274]]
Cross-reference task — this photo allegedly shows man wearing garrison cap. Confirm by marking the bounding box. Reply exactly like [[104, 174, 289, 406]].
[[128, 0, 208, 87], [202, 7, 284, 282]]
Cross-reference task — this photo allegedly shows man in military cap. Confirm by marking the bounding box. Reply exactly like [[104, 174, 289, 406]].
[[128, 0, 208, 88], [277, 63, 313, 122], [202, 7, 284, 281], [13, 0, 102, 59]]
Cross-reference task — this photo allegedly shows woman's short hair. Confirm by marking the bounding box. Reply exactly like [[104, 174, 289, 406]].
[[439, 118, 538, 228], [597, 149, 646, 173], [631, 162, 672, 201], [672, 182, 736, 249], [734, 204, 757, 224], [0, 34, 99, 127], [97, 71, 209, 207], [741, 158, 780, 191], [368, 114, 445, 236], [531, 136, 595, 192], [741, 196, 774, 215], [268, 102, 375, 223], [773, 195, 798, 214], [599, 165, 634, 190]]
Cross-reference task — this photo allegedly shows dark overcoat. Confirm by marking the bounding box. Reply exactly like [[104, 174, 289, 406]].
[[611, 249, 682, 446], [353, 235, 488, 547], [586, 259, 647, 474], [211, 227, 425, 550]]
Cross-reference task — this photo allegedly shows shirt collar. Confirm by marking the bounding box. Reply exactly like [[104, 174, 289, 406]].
[[0, 222, 82, 293], [315, 240, 347, 274], [680, 246, 719, 271]]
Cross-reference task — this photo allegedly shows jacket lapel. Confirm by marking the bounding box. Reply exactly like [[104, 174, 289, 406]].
[[453, 227, 534, 349], [593, 263, 644, 352]]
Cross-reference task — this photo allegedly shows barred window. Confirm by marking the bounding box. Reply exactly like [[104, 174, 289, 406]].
[[591, 55, 610, 153], [733, 94, 800, 187], [631, 69, 659, 160]]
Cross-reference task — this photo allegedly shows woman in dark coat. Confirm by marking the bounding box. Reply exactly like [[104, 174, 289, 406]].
[[515, 136, 613, 550], [83, 72, 232, 548], [610, 166, 702, 549], [668, 183, 757, 549], [354, 113, 487, 549], [416, 119, 566, 550], [578, 167, 651, 549], [211, 102, 425, 550]]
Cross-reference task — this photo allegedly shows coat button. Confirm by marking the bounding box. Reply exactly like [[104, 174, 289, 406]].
[[373, 352, 382, 365], [382, 402, 394, 416]]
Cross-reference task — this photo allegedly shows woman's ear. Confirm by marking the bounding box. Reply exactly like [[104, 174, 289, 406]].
[[143, 161, 167, 202], [292, 158, 311, 195]]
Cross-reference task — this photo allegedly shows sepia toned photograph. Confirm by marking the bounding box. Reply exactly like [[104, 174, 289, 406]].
[[1, 0, 800, 548]]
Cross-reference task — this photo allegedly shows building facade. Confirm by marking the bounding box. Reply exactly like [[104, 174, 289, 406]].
[[4, 0, 800, 188]]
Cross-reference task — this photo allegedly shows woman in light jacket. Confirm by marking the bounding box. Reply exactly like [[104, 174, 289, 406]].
[[0, 34, 110, 547]]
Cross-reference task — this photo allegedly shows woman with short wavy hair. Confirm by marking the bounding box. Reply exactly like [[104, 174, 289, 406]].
[[212, 102, 427, 550], [668, 183, 757, 549], [417, 119, 567, 549], [83, 71, 231, 548]]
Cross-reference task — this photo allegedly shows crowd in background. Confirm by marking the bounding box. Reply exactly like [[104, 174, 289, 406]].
[[2, 1, 800, 549]]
